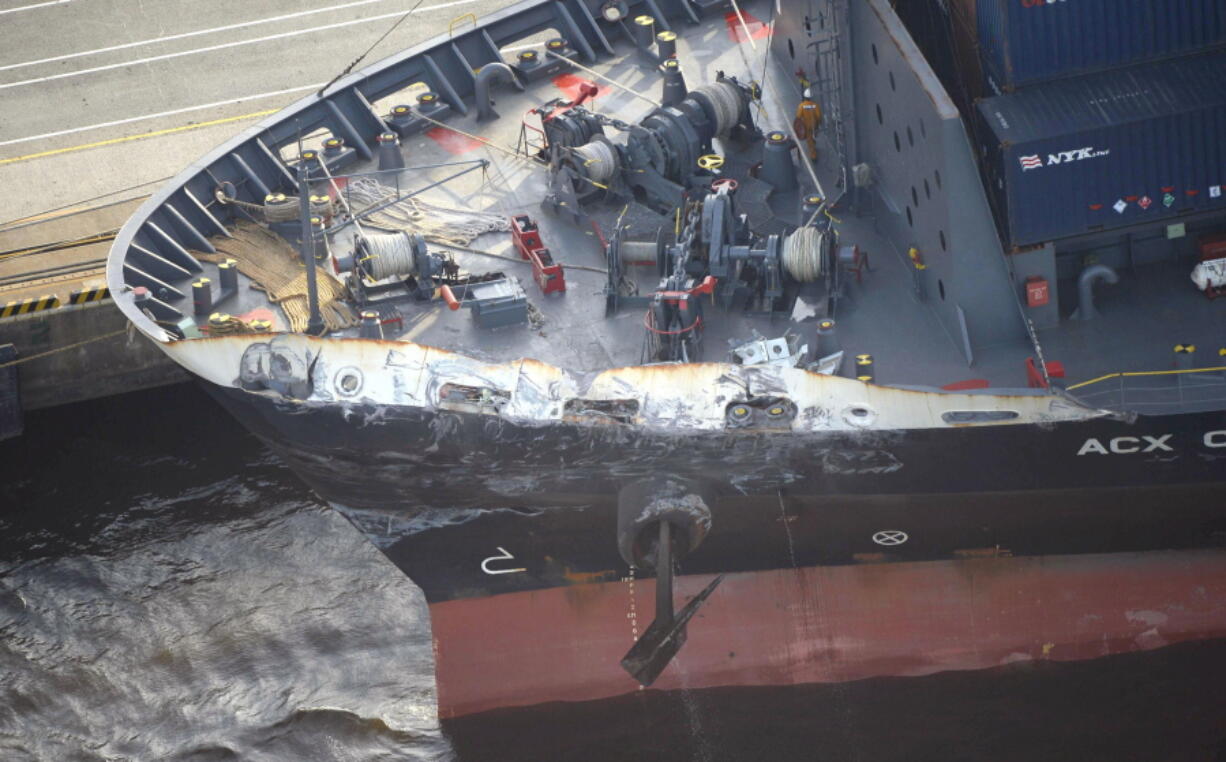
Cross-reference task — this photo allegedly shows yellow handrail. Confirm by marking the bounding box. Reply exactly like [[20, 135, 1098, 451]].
[[1066, 365, 1226, 391], [449, 12, 476, 37]]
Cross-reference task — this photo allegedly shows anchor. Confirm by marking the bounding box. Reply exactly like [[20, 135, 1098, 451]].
[[620, 519, 724, 686]]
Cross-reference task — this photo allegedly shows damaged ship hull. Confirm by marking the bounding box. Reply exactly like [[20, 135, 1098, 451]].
[[204, 380, 1226, 719]]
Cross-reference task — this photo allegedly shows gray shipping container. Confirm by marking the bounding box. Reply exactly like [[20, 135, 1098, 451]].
[[977, 50, 1226, 249], [978, 0, 1226, 94]]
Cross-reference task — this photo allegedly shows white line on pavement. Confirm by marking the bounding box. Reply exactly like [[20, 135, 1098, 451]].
[[0, 0, 480, 92], [0, 83, 325, 148], [0, 0, 398, 73], [0, 0, 73, 16]]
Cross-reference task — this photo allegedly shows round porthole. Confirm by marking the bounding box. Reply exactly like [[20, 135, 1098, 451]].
[[334, 366, 364, 397], [843, 405, 877, 427]]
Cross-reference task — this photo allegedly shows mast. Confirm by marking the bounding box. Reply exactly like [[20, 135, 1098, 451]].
[[296, 157, 326, 336]]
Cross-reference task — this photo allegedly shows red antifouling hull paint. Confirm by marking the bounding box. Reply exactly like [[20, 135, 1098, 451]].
[[430, 551, 1226, 719]]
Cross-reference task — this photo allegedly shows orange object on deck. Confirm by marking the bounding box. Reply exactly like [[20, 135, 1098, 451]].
[[793, 99, 822, 160]]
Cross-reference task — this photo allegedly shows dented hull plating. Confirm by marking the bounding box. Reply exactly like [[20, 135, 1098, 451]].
[[202, 379, 1226, 600], [181, 328, 1226, 717]]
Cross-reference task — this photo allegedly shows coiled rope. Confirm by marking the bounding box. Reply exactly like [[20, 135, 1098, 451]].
[[572, 140, 618, 182], [361, 231, 420, 281], [782, 226, 825, 283], [694, 82, 744, 137]]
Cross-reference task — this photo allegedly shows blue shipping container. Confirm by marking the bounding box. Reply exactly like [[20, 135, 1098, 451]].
[[977, 50, 1226, 248], [977, 0, 1226, 93]]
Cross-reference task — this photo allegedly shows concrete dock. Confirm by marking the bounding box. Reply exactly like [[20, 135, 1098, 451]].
[[0, 0, 501, 437]]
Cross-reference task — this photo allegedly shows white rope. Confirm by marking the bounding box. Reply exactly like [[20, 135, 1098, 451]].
[[783, 225, 824, 282], [542, 49, 660, 109], [345, 176, 509, 246], [572, 140, 617, 182], [361, 231, 419, 281], [694, 82, 743, 137]]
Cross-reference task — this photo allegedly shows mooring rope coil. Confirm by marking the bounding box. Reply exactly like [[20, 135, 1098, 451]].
[[693, 82, 744, 137], [572, 140, 618, 182], [361, 231, 420, 281], [782, 225, 825, 283]]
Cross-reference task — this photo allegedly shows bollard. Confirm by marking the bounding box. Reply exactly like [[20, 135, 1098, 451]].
[[208, 313, 232, 332], [377, 131, 405, 172], [359, 310, 384, 339], [388, 104, 414, 133], [660, 59, 687, 106], [192, 277, 212, 316], [761, 130, 798, 192], [632, 15, 655, 49], [656, 29, 677, 59], [218, 258, 238, 294], [855, 353, 875, 383], [815, 319, 840, 359]]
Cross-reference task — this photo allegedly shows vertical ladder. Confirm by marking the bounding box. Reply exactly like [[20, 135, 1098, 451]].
[[807, 0, 848, 181]]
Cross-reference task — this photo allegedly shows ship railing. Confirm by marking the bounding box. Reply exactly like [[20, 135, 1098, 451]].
[[1065, 366, 1226, 415]]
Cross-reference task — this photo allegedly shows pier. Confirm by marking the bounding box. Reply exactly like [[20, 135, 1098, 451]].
[[0, 0, 501, 439]]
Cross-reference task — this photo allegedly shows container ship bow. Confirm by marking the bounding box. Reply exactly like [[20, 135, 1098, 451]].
[[107, 0, 1226, 725]]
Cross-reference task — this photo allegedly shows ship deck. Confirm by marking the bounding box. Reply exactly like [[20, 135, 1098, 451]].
[[120, 0, 1226, 412]]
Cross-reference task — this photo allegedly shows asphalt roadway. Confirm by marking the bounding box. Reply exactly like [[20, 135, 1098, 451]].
[[0, 0, 508, 225]]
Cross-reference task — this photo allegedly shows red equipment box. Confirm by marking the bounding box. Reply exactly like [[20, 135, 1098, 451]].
[[511, 215, 566, 295]]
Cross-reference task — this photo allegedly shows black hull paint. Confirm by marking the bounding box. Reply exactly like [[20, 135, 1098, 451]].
[[203, 382, 1226, 603]]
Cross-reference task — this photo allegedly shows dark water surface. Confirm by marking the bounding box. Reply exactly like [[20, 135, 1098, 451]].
[[3, 383, 1226, 761]]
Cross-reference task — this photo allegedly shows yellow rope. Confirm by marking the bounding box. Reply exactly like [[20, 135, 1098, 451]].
[[0, 329, 129, 369], [0, 231, 118, 260]]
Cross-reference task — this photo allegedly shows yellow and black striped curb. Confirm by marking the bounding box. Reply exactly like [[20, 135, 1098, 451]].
[[1, 295, 60, 318], [66, 286, 110, 305]]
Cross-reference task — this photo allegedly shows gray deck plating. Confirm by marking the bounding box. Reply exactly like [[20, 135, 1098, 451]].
[[108, 0, 1226, 414]]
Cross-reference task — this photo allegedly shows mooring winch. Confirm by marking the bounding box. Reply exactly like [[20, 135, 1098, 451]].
[[541, 72, 761, 219]]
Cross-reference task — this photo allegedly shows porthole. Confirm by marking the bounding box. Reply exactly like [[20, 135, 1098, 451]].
[[334, 366, 364, 397], [843, 405, 877, 427]]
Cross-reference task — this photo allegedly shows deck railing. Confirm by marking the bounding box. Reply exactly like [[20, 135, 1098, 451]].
[[1065, 365, 1226, 415]]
